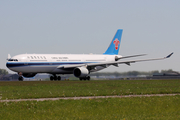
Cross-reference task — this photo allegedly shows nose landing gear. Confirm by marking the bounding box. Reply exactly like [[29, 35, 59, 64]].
[[18, 72, 23, 81], [18, 76, 23, 81]]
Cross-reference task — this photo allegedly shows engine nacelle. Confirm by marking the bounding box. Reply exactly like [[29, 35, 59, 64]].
[[73, 67, 89, 78], [22, 73, 37, 78]]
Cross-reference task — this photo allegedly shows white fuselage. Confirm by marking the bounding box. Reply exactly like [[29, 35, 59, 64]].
[[6, 54, 121, 74]]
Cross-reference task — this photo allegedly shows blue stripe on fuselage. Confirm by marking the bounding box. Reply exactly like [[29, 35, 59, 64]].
[[6, 62, 97, 68]]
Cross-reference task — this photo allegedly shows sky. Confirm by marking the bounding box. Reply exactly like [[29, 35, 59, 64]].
[[0, 0, 180, 73]]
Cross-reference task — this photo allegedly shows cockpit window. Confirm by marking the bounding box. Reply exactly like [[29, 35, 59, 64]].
[[8, 59, 18, 61]]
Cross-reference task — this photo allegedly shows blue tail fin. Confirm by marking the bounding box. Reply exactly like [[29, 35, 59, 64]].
[[103, 29, 123, 55]]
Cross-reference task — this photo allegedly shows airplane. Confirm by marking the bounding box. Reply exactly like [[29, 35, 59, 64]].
[[6, 29, 173, 81]]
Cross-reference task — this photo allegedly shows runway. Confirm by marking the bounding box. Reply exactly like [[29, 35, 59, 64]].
[[0, 93, 180, 102]]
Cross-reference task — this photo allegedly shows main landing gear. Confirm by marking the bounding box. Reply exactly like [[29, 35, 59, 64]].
[[50, 75, 61, 81], [79, 76, 90, 81]]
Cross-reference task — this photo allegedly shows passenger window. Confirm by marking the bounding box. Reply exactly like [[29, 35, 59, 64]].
[[37, 56, 39, 59], [44, 56, 46, 59], [34, 56, 36, 59], [31, 56, 33, 59], [41, 56, 43, 59]]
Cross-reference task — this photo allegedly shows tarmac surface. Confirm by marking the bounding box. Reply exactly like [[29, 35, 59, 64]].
[[0, 93, 180, 102]]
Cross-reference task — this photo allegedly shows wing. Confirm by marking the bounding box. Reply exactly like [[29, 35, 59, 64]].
[[57, 52, 173, 69], [115, 54, 147, 61]]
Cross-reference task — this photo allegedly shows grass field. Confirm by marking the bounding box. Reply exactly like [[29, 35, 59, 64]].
[[0, 79, 180, 119], [0, 96, 180, 120], [0, 79, 180, 100]]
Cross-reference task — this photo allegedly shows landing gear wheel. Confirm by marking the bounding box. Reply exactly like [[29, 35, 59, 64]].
[[54, 76, 57, 81], [79, 76, 90, 81], [50, 75, 61, 81], [58, 76, 61, 81], [87, 76, 90, 80], [50, 76, 54, 81]]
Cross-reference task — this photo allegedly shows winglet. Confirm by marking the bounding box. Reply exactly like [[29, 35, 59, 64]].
[[166, 52, 173, 58]]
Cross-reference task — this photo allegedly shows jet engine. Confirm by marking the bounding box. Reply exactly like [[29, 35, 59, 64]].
[[22, 73, 37, 78], [73, 67, 89, 78]]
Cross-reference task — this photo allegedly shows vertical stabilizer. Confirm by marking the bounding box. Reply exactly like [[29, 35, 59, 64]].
[[103, 29, 123, 55]]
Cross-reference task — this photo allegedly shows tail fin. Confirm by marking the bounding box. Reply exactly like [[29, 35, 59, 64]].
[[103, 29, 123, 55]]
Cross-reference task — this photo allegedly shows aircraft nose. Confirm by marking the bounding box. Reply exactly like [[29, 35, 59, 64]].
[[6, 62, 13, 69], [6, 62, 10, 68], [6, 62, 15, 72]]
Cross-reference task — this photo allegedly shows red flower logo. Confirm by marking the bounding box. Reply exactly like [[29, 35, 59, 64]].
[[113, 38, 120, 50]]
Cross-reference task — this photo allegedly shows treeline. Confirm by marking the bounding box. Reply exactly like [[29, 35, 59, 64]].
[[0, 68, 177, 76], [91, 69, 175, 76], [0, 69, 8, 75]]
